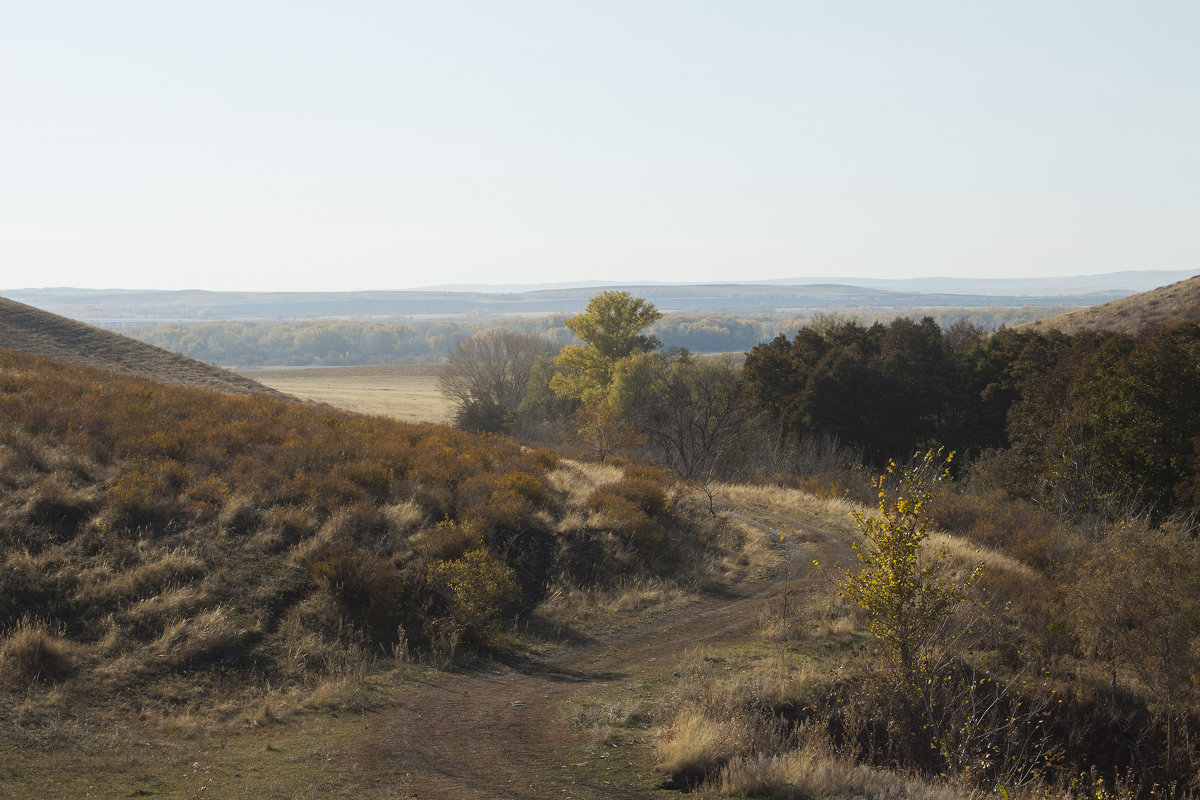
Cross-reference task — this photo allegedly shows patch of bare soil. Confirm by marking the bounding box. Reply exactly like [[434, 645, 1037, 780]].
[[348, 511, 853, 799]]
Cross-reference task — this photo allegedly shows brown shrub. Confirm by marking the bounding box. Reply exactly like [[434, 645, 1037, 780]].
[[307, 542, 406, 648]]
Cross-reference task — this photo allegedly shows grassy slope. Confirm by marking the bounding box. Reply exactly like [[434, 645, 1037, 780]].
[[1023, 273, 1200, 335], [0, 296, 280, 397]]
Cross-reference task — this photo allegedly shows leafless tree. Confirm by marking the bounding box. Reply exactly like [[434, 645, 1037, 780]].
[[439, 328, 557, 432]]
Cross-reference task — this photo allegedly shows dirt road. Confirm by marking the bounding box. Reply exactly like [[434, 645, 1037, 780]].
[[350, 508, 852, 799]]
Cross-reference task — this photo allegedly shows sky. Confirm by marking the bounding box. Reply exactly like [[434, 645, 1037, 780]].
[[2, 1, 1198, 292]]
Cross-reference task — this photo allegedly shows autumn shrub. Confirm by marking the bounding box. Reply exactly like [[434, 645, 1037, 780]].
[[612, 464, 670, 515], [587, 490, 658, 543], [425, 546, 519, 647], [411, 518, 479, 565], [927, 490, 1067, 573], [585, 465, 675, 558]]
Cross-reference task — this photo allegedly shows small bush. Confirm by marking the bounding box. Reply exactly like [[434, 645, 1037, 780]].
[[587, 490, 659, 546], [426, 547, 519, 647]]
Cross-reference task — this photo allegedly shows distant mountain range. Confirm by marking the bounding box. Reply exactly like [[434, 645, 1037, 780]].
[[5, 270, 1195, 325]]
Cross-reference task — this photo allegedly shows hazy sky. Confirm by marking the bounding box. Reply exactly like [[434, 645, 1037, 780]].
[[3, 2, 1197, 291]]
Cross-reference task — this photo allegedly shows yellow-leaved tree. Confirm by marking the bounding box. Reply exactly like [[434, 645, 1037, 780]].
[[550, 291, 661, 460], [840, 449, 981, 688]]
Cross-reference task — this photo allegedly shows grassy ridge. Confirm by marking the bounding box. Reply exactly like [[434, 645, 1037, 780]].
[[0, 295, 280, 396], [1025, 273, 1200, 334]]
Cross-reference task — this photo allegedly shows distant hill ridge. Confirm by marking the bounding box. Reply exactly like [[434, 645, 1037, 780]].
[[1023, 274, 1200, 334], [0, 278, 1152, 324], [0, 296, 280, 396]]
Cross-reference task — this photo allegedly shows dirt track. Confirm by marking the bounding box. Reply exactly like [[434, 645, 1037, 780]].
[[349, 507, 852, 799]]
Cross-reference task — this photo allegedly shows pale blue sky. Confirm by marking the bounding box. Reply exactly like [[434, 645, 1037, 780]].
[[2, 1, 1197, 291]]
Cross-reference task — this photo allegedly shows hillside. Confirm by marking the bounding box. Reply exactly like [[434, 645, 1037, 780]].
[[0, 295, 279, 396], [1023, 273, 1200, 334]]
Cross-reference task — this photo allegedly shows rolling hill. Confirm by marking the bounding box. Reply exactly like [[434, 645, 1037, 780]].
[[0, 296, 280, 396], [1023, 273, 1200, 334]]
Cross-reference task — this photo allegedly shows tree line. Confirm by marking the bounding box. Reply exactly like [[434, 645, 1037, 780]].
[[117, 306, 1063, 367], [443, 292, 1200, 524]]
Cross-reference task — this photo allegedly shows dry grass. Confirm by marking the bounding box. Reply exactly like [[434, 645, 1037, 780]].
[[720, 735, 971, 800], [538, 577, 695, 632], [240, 364, 452, 424], [547, 459, 625, 510], [0, 619, 75, 686], [0, 296, 280, 396], [713, 482, 861, 532], [1024, 273, 1200, 334]]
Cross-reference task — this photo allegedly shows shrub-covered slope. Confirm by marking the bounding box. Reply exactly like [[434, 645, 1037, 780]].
[[0, 348, 710, 713]]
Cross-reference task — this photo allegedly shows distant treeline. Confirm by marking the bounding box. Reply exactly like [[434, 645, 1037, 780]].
[[117, 307, 1066, 367]]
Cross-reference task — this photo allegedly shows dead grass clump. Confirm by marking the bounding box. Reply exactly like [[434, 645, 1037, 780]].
[[21, 476, 98, 538], [274, 594, 351, 680], [251, 506, 315, 552], [79, 548, 206, 608], [383, 500, 424, 534], [658, 707, 763, 787], [217, 493, 260, 537], [301, 639, 372, 711], [656, 658, 786, 789], [539, 577, 691, 629], [546, 460, 624, 509], [720, 730, 966, 800], [567, 694, 652, 747], [0, 619, 75, 685], [715, 482, 861, 531], [123, 585, 208, 638], [0, 427, 51, 474], [153, 607, 245, 666]]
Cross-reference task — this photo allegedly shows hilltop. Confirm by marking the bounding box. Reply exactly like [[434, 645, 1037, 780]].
[[0, 295, 279, 396], [1023, 273, 1200, 334]]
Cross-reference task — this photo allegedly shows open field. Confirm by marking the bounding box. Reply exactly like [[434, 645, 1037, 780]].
[[239, 364, 452, 424]]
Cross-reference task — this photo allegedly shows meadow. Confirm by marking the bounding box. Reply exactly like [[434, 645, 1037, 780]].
[[239, 364, 451, 424]]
